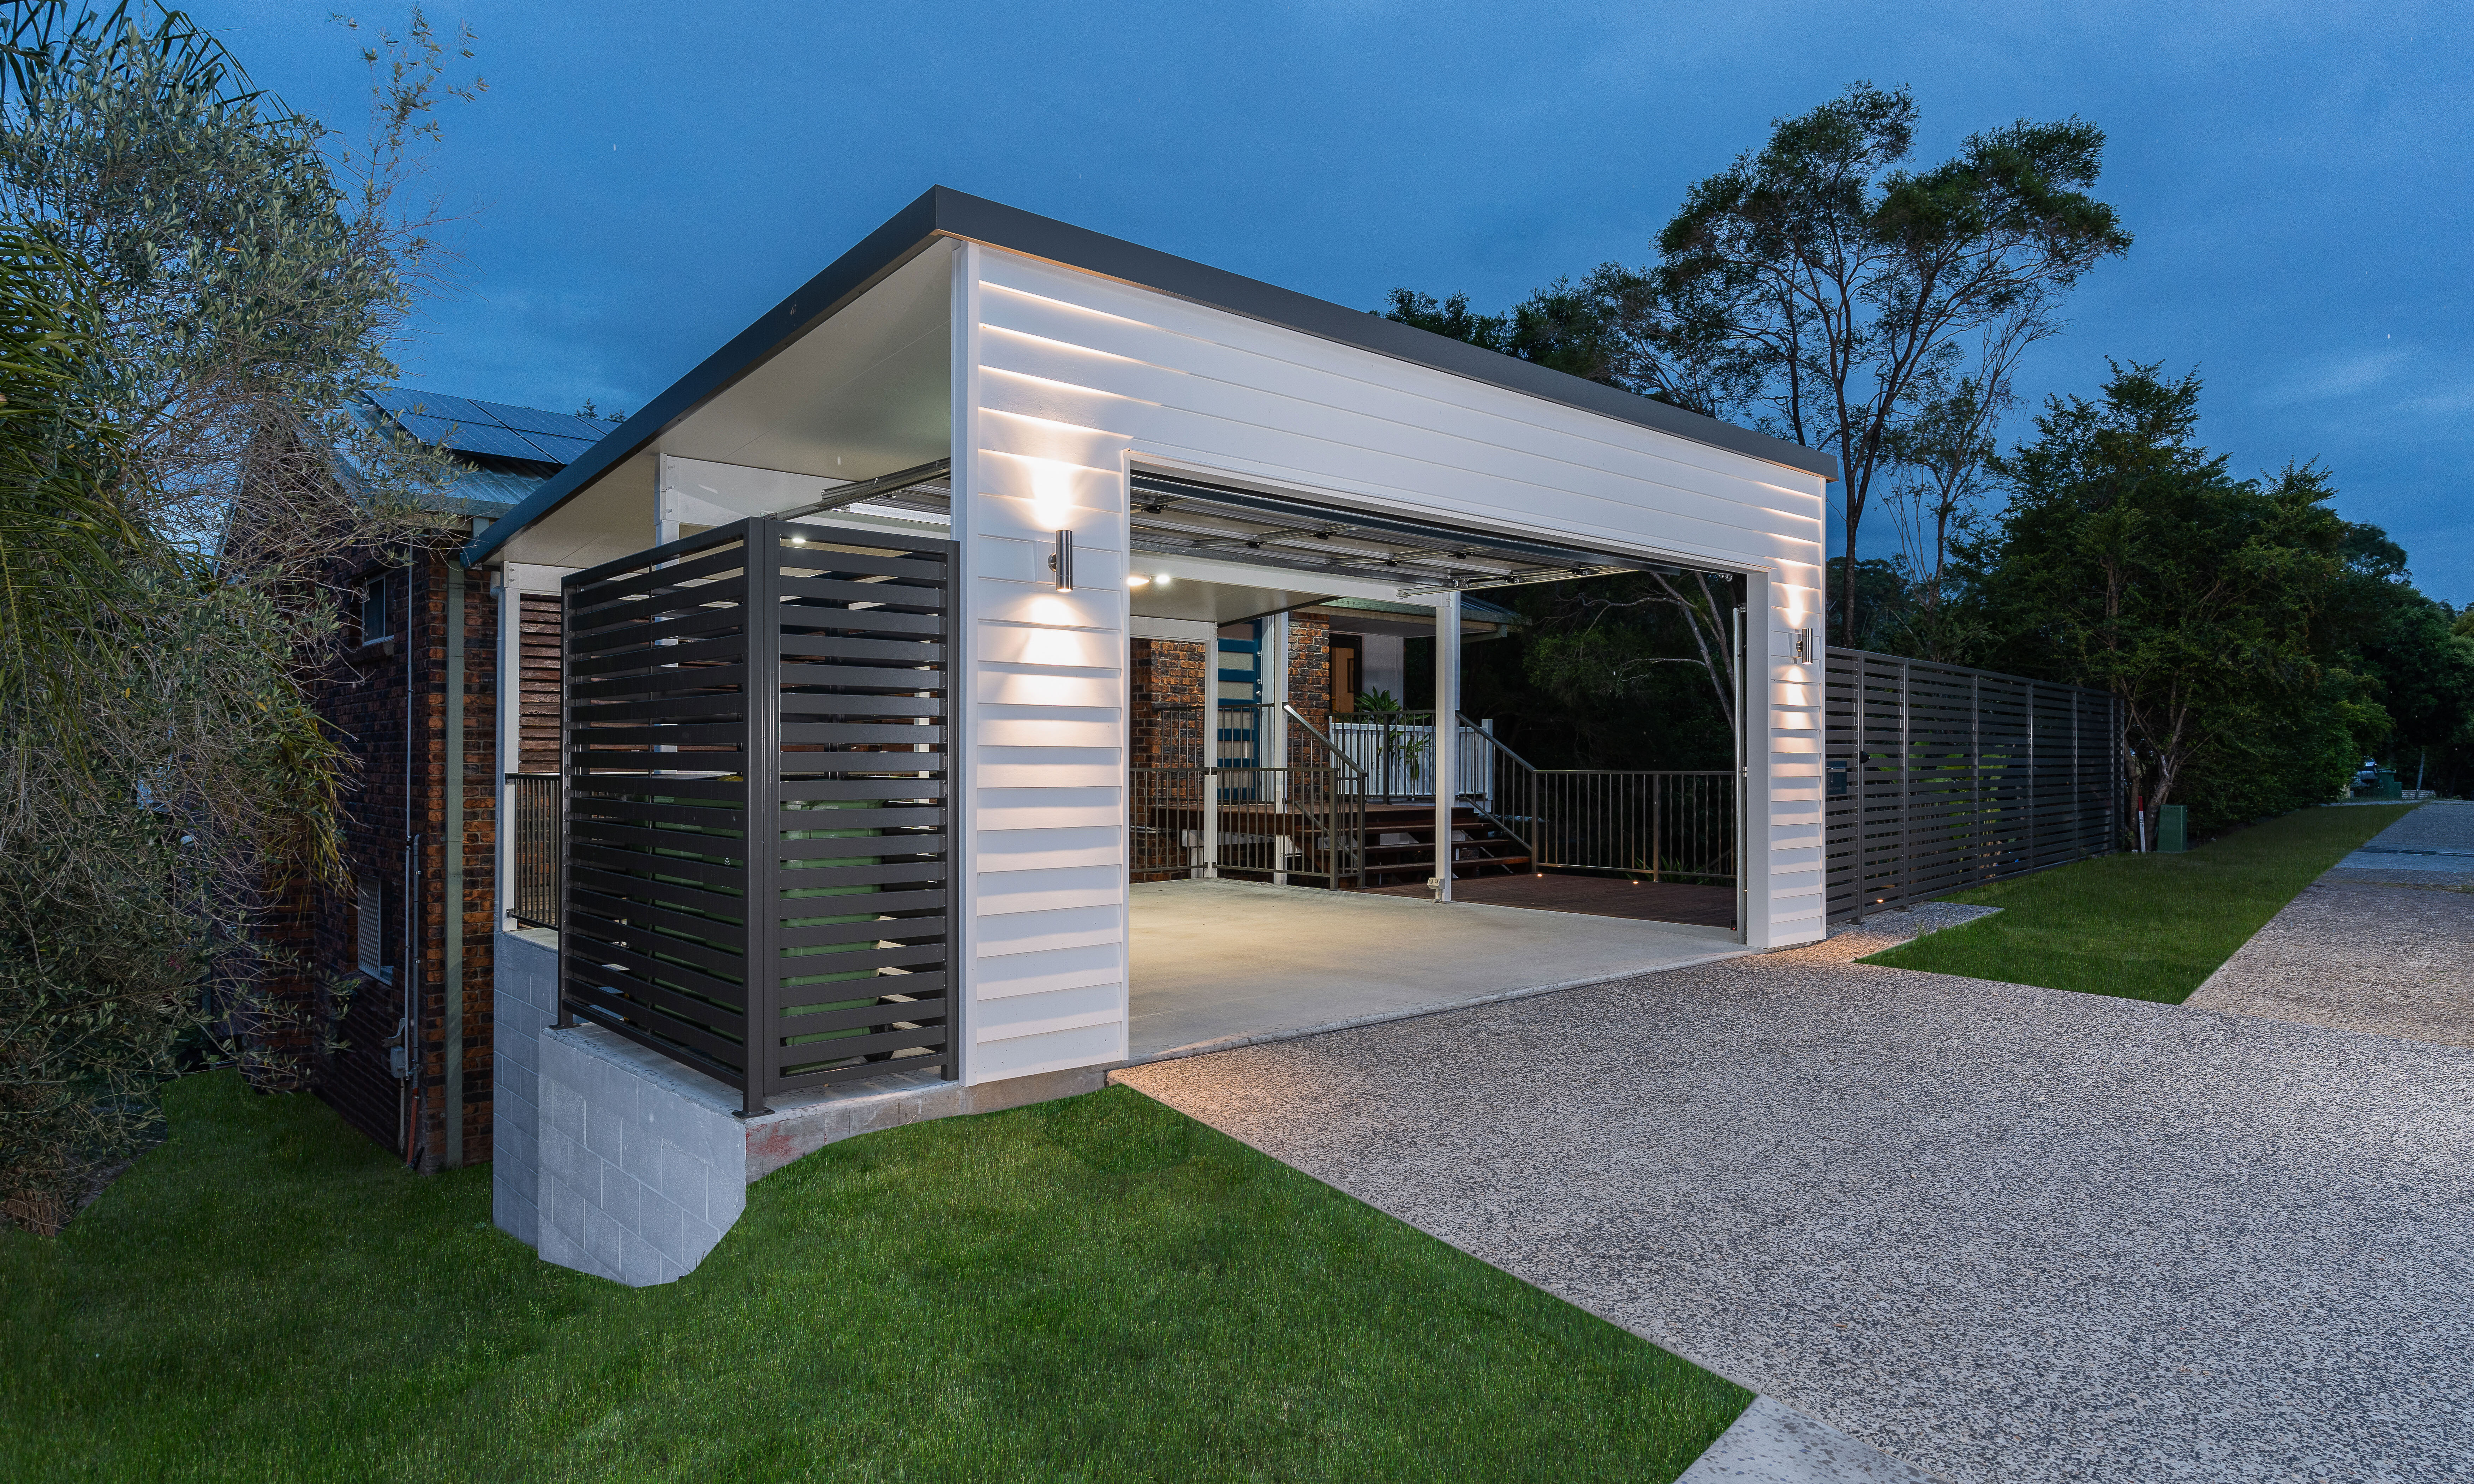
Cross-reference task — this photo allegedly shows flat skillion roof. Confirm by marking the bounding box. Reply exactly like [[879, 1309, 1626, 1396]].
[[462, 186, 1840, 568]]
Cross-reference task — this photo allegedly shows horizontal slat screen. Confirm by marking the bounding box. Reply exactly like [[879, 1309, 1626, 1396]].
[[1823, 648, 2122, 922], [559, 517, 955, 1111]]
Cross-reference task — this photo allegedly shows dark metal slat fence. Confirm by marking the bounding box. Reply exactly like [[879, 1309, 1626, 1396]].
[[506, 772, 559, 928], [556, 516, 955, 1115], [1822, 647, 2122, 921]]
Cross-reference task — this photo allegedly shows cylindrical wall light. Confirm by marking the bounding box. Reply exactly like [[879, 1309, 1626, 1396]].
[[1048, 529, 1074, 591]]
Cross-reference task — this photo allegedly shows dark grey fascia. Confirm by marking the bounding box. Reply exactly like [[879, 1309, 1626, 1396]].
[[461, 186, 1840, 569]]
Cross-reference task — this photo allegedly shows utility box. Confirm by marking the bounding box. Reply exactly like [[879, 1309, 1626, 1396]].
[[2158, 804, 2188, 853]]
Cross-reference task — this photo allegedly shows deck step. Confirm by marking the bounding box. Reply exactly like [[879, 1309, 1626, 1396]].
[[1355, 804, 1534, 886]]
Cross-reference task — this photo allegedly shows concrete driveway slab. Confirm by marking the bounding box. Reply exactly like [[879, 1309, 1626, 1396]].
[[2191, 802, 2474, 1047], [1129, 877, 1746, 1061], [1116, 915, 2474, 1483]]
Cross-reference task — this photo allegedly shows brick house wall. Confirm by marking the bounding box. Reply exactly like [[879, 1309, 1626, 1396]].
[[1130, 637, 1207, 769], [1287, 612, 1331, 735], [302, 536, 499, 1171]]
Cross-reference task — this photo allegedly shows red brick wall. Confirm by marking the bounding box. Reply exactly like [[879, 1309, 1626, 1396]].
[[304, 540, 499, 1171], [1287, 613, 1331, 734], [1131, 637, 1207, 769]]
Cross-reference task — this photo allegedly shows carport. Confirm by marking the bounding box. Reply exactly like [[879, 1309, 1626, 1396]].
[[461, 186, 1838, 1282]]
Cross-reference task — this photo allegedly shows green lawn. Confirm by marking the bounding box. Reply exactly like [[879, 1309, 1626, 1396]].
[[1866, 804, 2414, 1002], [2, 1073, 1745, 1482]]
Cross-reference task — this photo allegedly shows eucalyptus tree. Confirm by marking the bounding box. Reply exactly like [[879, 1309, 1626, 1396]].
[[1656, 82, 2130, 645], [1876, 368, 2009, 660]]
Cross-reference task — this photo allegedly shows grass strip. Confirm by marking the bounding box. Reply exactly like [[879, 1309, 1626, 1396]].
[[1865, 804, 2415, 1004], [2, 1072, 1745, 1482]]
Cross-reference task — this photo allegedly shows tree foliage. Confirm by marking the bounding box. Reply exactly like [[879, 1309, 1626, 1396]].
[[0, 2, 478, 1232], [1959, 364, 2370, 828], [1656, 83, 2129, 646]]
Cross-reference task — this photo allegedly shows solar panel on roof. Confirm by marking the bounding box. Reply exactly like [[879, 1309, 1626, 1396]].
[[394, 414, 555, 463], [517, 433, 598, 463], [374, 388, 493, 425], [466, 398, 607, 442]]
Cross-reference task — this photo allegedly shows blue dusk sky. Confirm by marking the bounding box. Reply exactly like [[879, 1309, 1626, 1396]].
[[214, 0, 2471, 599]]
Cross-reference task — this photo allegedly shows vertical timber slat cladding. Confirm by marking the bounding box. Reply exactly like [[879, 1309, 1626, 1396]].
[[518, 593, 564, 773], [304, 540, 498, 1168], [558, 518, 956, 1109], [1821, 647, 2122, 921]]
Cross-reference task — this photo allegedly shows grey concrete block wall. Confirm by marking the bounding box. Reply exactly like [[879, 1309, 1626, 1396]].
[[510, 985, 1106, 1287], [535, 1024, 748, 1287], [490, 928, 558, 1248]]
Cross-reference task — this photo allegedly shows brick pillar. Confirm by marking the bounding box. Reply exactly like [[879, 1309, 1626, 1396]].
[[1287, 612, 1331, 733], [1131, 638, 1207, 768]]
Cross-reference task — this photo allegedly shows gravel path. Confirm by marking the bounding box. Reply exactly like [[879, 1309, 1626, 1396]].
[[1116, 912, 2474, 1483], [2189, 803, 2474, 1047]]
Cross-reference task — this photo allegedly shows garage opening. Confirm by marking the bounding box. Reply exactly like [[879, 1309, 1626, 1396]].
[[833, 464, 1755, 1060], [1116, 471, 1753, 1059]]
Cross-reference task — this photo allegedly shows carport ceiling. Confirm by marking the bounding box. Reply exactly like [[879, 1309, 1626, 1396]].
[[1125, 474, 1651, 592], [856, 470, 1673, 593]]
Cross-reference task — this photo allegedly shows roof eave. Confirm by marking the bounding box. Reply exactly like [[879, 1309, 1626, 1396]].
[[461, 186, 1840, 569]]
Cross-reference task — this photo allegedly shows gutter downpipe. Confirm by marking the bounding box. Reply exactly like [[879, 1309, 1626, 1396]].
[[1433, 589, 1460, 902], [444, 555, 465, 1169]]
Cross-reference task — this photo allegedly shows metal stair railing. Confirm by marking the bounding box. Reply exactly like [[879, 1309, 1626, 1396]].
[[1453, 713, 1736, 887], [1454, 715, 1542, 867], [1135, 702, 1368, 888], [1280, 703, 1369, 889]]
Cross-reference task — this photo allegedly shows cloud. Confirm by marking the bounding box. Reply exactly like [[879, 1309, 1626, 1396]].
[[2251, 346, 2411, 407]]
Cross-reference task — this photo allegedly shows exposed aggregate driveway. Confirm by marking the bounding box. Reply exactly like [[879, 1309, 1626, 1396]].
[[1115, 911, 2474, 1483]]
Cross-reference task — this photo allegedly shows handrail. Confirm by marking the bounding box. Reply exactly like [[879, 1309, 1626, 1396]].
[[1455, 711, 1539, 771], [1282, 703, 1368, 782], [1280, 703, 1368, 887], [1450, 714, 1541, 862]]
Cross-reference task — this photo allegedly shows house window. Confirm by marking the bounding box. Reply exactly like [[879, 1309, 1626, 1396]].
[[357, 877, 391, 981], [359, 575, 391, 645]]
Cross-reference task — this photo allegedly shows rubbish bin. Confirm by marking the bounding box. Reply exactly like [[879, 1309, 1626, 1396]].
[[2372, 767, 2402, 800], [2158, 804, 2188, 853]]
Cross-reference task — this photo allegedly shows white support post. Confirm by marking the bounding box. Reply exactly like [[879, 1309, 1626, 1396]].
[[1433, 590, 1460, 902], [1267, 610, 1291, 805], [655, 453, 682, 548], [1201, 771, 1220, 879]]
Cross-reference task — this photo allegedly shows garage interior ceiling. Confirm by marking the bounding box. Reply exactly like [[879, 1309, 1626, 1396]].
[[845, 470, 1673, 594]]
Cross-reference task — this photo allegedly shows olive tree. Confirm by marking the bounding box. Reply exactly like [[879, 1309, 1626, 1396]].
[[0, 2, 478, 1231]]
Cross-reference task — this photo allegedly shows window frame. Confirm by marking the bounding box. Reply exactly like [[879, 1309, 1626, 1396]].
[[358, 572, 392, 646]]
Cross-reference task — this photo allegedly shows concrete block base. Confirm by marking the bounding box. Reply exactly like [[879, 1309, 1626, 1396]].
[[489, 928, 559, 1249], [525, 1011, 1103, 1287]]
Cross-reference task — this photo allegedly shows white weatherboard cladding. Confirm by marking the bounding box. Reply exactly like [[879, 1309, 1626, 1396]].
[[948, 245, 1829, 1083]]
